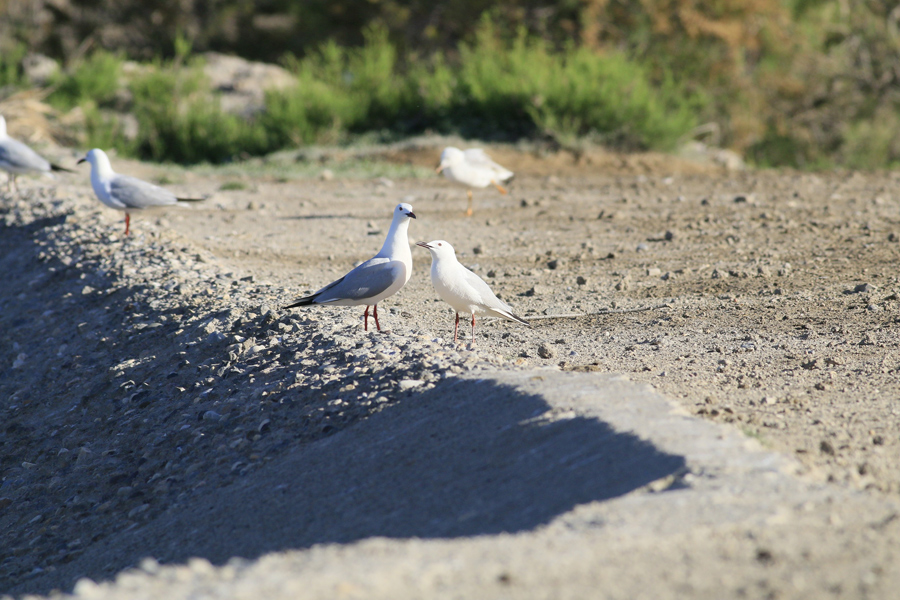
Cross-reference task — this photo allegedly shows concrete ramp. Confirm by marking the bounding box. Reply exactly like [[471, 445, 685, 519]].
[[13, 371, 899, 599]]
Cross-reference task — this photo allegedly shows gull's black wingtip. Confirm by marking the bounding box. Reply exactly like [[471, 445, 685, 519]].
[[51, 164, 75, 173], [282, 297, 315, 310]]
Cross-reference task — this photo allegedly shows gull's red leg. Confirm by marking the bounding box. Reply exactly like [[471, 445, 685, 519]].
[[454, 313, 460, 342], [363, 306, 370, 331], [373, 305, 381, 331], [124, 213, 131, 236], [471, 314, 476, 344]]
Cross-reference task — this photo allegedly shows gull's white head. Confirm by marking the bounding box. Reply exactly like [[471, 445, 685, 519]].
[[415, 239, 456, 260], [77, 148, 114, 175], [393, 202, 417, 221], [0, 115, 6, 138], [436, 147, 464, 173]]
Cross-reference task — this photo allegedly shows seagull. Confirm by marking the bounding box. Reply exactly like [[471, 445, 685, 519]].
[[0, 115, 73, 192], [417, 240, 529, 343], [283, 203, 417, 331], [436, 147, 514, 216], [77, 148, 204, 235]]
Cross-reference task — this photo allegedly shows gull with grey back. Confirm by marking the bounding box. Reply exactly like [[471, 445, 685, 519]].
[[77, 148, 205, 235], [417, 239, 529, 343], [0, 115, 73, 192], [283, 203, 417, 331]]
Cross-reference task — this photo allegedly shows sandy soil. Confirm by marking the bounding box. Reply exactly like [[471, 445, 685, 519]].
[[171, 146, 900, 493], [2, 141, 900, 598]]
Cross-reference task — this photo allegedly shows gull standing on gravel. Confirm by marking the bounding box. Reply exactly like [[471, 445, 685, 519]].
[[77, 148, 204, 236], [417, 240, 529, 343], [283, 203, 417, 331], [0, 115, 73, 192], [436, 147, 514, 216]]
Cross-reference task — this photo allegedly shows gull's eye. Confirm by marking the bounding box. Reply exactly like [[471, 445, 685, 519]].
[[437, 243, 442, 246]]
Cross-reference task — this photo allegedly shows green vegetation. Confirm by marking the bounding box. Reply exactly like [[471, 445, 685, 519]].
[[218, 181, 248, 191], [47, 50, 122, 109], [265, 23, 698, 151], [127, 58, 268, 164], [0, 42, 26, 88], [10, 21, 700, 166]]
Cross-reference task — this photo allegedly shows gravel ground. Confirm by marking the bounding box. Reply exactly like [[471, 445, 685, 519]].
[[2, 142, 900, 598]]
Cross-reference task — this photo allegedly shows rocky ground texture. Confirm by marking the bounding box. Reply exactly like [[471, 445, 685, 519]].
[[1, 141, 900, 598]]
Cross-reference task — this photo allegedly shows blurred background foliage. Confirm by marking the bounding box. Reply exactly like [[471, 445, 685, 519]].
[[2, 0, 900, 169]]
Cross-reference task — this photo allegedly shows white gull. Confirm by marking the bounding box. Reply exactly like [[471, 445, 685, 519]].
[[436, 146, 514, 216], [417, 239, 529, 343]]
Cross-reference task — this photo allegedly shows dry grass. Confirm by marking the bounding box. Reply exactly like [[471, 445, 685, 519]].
[[0, 89, 68, 145]]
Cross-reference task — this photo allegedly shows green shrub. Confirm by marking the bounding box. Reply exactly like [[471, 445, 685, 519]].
[[81, 102, 135, 154], [407, 53, 456, 124], [128, 58, 267, 163], [840, 108, 900, 170], [0, 43, 27, 89], [48, 51, 123, 109], [263, 18, 699, 156], [455, 21, 700, 148], [219, 180, 247, 191], [265, 25, 412, 144], [38, 22, 704, 164]]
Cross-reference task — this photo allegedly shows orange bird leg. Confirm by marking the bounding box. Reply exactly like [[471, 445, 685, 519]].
[[466, 190, 474, 217], [492, 181, 508, 194]]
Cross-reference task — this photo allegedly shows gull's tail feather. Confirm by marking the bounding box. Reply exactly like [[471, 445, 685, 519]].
[[50, 163, 74, 173], [177, 196, 206, 203]]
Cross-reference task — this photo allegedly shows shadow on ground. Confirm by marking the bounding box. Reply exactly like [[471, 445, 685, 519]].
[[0, 206, 685, 596], [16, 376, 685, 595]]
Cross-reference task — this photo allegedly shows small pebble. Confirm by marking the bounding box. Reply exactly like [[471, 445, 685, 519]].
[[537, 343, 556, 359], [398, 379, 424, 390], [525, 284, 551, 296]]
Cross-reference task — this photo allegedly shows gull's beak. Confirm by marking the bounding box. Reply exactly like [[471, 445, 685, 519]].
[[408, 211, 417, 219], [435, 163, 445, 174], [77, 157, 86, 165], [416, 241, 432, 249]]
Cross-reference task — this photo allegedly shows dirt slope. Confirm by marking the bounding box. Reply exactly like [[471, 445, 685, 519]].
[[2, 144, 900, 598]]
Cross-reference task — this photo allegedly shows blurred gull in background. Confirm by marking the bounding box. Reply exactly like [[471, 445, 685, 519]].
[[436, 147, 514, 216], [0, 114, 73, 192]]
